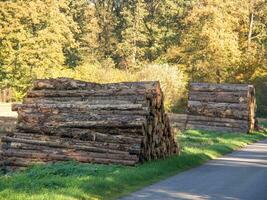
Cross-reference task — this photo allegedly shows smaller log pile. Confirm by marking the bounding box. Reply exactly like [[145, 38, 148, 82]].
[[1, 78, 179, 168], [168, 113, 187, 131], [186, 83, 256, 133]]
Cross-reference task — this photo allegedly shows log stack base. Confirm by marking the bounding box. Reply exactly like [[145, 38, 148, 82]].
[[168, 114, 187, 131], [186, 83, 256, 133], [1, 78, 179, 168]]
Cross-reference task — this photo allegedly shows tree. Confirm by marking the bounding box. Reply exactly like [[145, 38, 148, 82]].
[[0, 0, 77, 99], [177, 0, 242, 83], [233, 0, 267, 82], [144, 0, 191, 62], [93, 0, 119, 63], [66, 0, 100, 66], [117, 0, 148, 69]]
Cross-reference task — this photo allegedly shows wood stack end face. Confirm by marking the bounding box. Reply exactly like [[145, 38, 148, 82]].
[[186, 82, 256, 133], [1, 78, 179, 168]]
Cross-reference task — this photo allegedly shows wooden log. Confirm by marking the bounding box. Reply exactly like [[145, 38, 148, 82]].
[[4, 133, 140, 153], [16, 112, 148, 128], [187, 101, 249, 119], [5, 144, 138, 160], [17, 119, 146, 131], [2, 136, 139, 155], [33, 78, 160, 91], [12, 127, 144, 144], [190, 83, 252, 92], [189, 91, 248, 103], [12, 103, 147, 112], [26, 88, 161, 98], [24, 98, 147, 106], [17, 108, 149, 117], [23, 96, 147, 105], [188, 101, 248, 110], [2, 149, 138, 165], [15, 123, 145, 137]]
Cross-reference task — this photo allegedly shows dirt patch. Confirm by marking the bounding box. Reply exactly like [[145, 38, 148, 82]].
[[0, 103, 17, 117]]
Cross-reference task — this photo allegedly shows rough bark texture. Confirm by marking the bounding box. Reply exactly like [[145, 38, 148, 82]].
[[187, 83, 256, 133], [1, 78, 179, 168]]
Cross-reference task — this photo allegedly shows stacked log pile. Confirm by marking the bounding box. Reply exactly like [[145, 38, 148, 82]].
[[1, 78, 179, 168], [186, 83, 256, 133], [168, 113, 187, 131]]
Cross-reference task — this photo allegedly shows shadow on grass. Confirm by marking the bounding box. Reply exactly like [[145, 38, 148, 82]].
[[0, 152, 212, 200]]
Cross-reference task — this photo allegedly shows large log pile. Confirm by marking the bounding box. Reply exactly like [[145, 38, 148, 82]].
[[187, 83, 256, 133], [1, 78, 179, 168]]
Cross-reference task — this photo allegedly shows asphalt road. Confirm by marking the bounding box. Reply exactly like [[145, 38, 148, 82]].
[[120, 139, 267, 200]]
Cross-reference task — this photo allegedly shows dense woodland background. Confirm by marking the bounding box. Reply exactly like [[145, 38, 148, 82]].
[[0, 0, 266, 115]]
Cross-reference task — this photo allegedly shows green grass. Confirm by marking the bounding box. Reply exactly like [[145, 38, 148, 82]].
[[0, 125, 266, 200]]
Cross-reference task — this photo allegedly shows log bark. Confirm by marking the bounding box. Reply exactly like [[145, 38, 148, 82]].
[[190, 83, 252, 92], [2, 150, 138, 166], [4, 133, 140, 153], [33, 78, 160, 91], [2, 136, 140, 155], [189, 91, 248, 103], [187, 101, 249, 119], [12, 103, 147, 112]]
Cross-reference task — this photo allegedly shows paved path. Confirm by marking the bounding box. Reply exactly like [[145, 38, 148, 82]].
[[121, 139, 267, 200]]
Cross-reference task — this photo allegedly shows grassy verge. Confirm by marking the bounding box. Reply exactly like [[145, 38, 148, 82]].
[[0, 124, 266, 200]]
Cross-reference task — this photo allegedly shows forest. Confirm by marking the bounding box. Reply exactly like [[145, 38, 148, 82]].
[[0, 0, 266, 115]]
